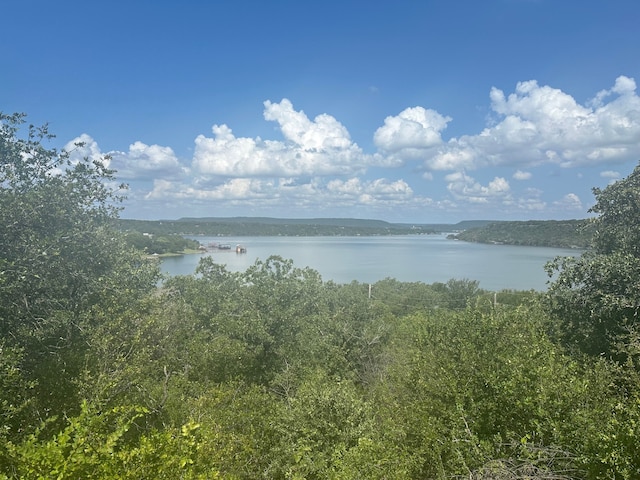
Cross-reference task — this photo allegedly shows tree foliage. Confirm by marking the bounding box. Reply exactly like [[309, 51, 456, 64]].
[[547, 162, 640, 360], [122, 231, 200, 255], [0, 112, 159, 444], [454, 219, 593, 248]]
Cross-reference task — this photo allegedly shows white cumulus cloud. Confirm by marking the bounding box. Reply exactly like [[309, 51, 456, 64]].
[[263, 98, 353, 150], [192, 99, 391, 178], [64, 135, 186, 180], [109, 141, 185, 179], [144, 175, 433, 214], [445, 172, 511, 204], [64, 134, 108, 167], [422, 76, 640, 171], [373, 106, 451, 158], [327, 177, 415, 204], [146, 177, 271, 201]]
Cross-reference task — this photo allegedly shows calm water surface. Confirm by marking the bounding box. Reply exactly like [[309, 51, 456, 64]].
[[160, 234, 580, 291]]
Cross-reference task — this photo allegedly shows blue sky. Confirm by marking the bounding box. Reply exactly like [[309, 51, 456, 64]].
[[3, 0, 640, 223]]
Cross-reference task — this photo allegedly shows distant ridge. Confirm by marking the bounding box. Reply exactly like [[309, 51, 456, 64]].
[[175, 216, 397, 228], [171, 216, 496, 231], [413, 220, 498, 231], [118, 217, 499, 235]]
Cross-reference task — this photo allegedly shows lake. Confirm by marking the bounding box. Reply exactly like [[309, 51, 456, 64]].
[[159, 234, 581, 291]]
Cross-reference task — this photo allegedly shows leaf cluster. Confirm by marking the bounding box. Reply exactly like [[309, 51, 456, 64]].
[[547, 162, 640, 362]]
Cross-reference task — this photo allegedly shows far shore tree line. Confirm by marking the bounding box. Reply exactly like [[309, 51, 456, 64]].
[[1, 112, 640, 478], [117, 216, 593, 252], [121, 230, 201, 256], [451, 219, 594, 249]]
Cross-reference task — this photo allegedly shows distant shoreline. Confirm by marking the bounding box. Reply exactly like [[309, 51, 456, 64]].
[[120, 217, 592, 250]]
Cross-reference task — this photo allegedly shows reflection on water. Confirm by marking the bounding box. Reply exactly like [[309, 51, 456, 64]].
[[160, 234, 580, 291]]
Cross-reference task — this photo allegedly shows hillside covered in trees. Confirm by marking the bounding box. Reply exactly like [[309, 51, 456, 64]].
[[452, 219, 595, 248], [2, 113, 640, 479], [116, 217, 450, 237], [122, 231, 201, 255]]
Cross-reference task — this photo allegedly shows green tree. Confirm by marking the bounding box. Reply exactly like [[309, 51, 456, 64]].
[[0, 113, 159, 441], [546, 162, 640, 360], [2, 401, 225, 479], [375, 303, 639, 478], [433, 278, 484, 309]]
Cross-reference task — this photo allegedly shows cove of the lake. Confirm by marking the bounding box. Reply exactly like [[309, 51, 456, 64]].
[[159, 234, 581, 291]]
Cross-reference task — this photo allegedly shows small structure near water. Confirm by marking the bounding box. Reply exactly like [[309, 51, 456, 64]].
[[204, 242, 247, 253]]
